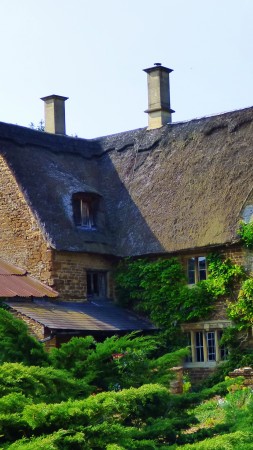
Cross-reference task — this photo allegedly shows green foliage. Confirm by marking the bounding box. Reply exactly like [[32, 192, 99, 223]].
[[0, 316, 252, 449], [227, 278, 253, 328], [0, 363, 90, 403], [204, 253, 245, 297], [178, 431, 253, 449], [114, 255, 244, 340], [49, 333, 187, 390], [1, 268, 253, 448], [238, 221, 253, 249], [1, 384, 184, 448], [0, 307, 49, 366], [115, 253, 253, 385], [115, 258, 213, 337]]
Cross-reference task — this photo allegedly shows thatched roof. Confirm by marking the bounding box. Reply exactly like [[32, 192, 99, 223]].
[[1, 106, 253, 256]]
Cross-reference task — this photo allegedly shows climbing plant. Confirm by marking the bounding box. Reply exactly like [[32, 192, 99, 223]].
[[227, 278, 253, 329], [225, 221, 253, 329], [237, 221, 253, 249], [114, 254, 244, 344]]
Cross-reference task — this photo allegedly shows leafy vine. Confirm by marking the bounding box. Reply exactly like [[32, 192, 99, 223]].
[[114, 254, 244, 341]]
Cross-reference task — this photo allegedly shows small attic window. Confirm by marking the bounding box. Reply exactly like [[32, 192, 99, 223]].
[[72, 193, 96, 229]]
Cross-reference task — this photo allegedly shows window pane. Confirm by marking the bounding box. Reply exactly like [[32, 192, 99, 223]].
[[219, 331, 228, 360], [207, 331, 216, 361], [195, 332, 204, 362], [198, 257, 207, 281], [188, 258, 195, 284], [87, 271, 107, 298], [72, 194, 96, 229], [185, 332, 192, 362], [81, 200, 94, 228]]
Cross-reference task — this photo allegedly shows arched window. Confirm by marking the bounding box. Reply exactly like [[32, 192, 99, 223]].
[[72, 193, 97, 229]]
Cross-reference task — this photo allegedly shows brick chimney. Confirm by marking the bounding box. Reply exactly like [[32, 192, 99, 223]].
[[143, 63, 174, 129], [41, 95, 68, 135]]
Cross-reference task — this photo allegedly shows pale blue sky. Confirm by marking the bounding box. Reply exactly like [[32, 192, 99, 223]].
[[0, 0, 252, 138]]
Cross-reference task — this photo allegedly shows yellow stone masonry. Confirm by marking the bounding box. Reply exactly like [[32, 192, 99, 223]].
[[0, 156, 54, 285]]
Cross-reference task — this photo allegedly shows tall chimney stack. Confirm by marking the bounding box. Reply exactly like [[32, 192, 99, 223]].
[[41, 95, 68, 135], [143, 63, 174, 129]]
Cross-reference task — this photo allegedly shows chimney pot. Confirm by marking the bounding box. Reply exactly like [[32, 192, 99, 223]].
[[143, 64, 174, 129], [41, 94, 68, 135]]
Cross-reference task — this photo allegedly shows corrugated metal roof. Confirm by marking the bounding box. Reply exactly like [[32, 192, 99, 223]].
[[0, 259, 58, 298], [0, 260, 26, 275], [5, 300, 155, 332]]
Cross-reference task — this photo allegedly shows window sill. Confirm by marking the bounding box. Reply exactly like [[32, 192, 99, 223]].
[[183, 361, 225, 368], [76, 226, 97, 231]]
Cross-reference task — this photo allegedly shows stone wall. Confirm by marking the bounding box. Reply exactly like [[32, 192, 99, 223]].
[[13, 311, 57, 350], [51, 250, 117, 300], [185, 367, 216, 386], [221, 245, 246, 267], [170, 366, 184, 394], [0, 156, 54, 285], [14, 311, 45, 340], [0, 157, 117, 300], [229, 366, 253, 387]]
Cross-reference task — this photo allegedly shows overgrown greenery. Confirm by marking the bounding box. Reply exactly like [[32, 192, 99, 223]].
[[0, 307, 49, 366], [114, 248, 253, 380], [1, 222, 253, 447], [114, 254, 245, 335], [238, 220, 253, 249], [0, 310, 252, 448]]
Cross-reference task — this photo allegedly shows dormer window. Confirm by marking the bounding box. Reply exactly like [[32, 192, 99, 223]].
[[72, 193, 96, 229]]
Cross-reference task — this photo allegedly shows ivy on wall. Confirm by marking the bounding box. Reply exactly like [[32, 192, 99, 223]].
[[115, 220, 253, 350], [225, 221, 253, 329], [114, 255, 244, 341], [237, 221, 253, 249]]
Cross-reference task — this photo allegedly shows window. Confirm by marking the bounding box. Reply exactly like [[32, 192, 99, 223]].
[[187, 256, 207, 284], [195, 331, 204, 362], [219, 331, 229, 361], [206, 331, 216, 361], [87, 271, 107, 299], [184, 327, 228, 365], [72, 193, 96, 229]]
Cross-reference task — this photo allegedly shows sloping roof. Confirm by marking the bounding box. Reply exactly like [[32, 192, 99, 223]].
[[1, 106, 253, 256], [5, 300, 155, 332], [0, 259, 58, 298]]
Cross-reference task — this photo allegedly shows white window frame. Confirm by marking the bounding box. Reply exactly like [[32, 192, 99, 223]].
[[187, 256, 207, 285], [182, 321, 231, 368]]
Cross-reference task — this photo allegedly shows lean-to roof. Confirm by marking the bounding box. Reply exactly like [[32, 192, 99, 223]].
[[5, 299, 155, 332]]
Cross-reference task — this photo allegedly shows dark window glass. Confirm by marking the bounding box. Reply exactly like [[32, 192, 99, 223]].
[[207, 331, 216, 361], [72, 194, 96, 229], [188, 258, 196, 284], [187, 256, 207, 284], [87, 271, 107, 299], [219, 331, 228, 360], [198, 257, 207, 281], [195, 332, 204, 362], [185, 332, 192, 362]]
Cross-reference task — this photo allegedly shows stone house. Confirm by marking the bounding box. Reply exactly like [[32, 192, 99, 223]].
[[1, 64, 253, 365]]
